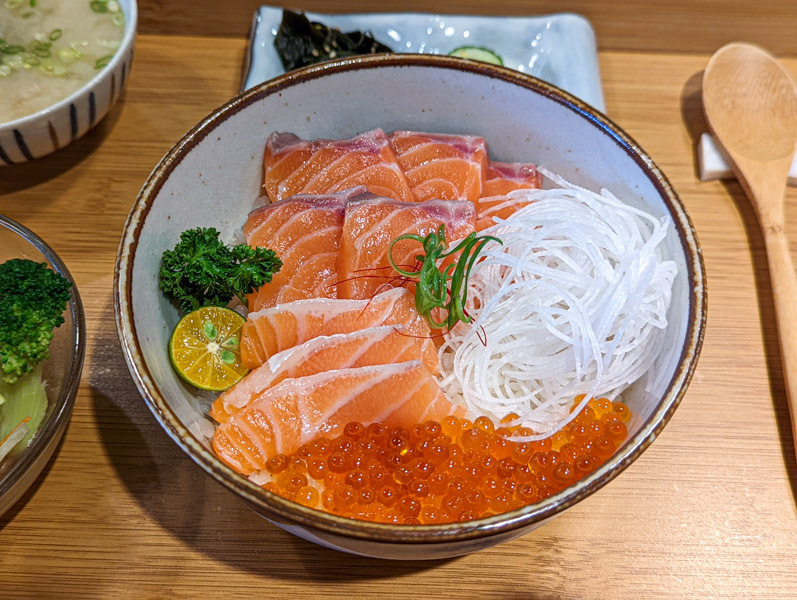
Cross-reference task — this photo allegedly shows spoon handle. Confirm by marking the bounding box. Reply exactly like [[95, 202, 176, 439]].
[[762, 224, 797, 454]]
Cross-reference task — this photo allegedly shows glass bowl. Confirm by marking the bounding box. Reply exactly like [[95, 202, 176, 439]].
[[0, 215, 86, 517]]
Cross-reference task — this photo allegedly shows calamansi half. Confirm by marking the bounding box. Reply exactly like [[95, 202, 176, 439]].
[[169, 306, 249, 391]]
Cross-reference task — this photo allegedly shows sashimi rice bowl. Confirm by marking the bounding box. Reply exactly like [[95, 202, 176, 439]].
[[115, 55, 705, 559]]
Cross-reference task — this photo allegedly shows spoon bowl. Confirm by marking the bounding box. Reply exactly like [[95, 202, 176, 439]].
[[703, 42, 797, 459]]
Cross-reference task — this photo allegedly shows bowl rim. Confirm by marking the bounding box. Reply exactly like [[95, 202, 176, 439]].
[[0, 0, 138, 131], [114, 53, 706, 544], [0, 215, 86, 500]]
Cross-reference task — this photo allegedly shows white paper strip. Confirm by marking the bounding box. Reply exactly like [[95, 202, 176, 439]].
[[699, 133, 797, 187]]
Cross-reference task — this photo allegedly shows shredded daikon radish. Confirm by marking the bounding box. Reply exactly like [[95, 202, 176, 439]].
[[439, 170, 677, 439]]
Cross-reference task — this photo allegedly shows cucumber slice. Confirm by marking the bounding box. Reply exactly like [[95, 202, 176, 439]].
[[448, 46, 504, 66]]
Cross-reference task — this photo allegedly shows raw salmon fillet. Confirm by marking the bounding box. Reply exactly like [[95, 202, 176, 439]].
[[240, 287, 430, 368], [212, 361, 465, 474], [245, 188, 367, 310], [476, 162, 542, 230], [336, 197, 476, 300], [263, 129, 413, 203], [211, 325, 439, 423], [389, 131, 488, 203], [481, 162, 542, 197]]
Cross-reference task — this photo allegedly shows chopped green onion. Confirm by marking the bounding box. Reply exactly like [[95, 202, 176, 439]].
[[94, 54, 112, 69], [112, 13, 124, 26], [29, 0, 36, 6], [23, 55, 39, 66], [388, 225, 502, 331], [32, 48, 50, 58], [107, 0, 120, 13], [1, 45, 24, 54], [90, 0, 108, 13], [22, 10, 32, 17], [49, 29, 62, 41], [58, 48, 76, 63]]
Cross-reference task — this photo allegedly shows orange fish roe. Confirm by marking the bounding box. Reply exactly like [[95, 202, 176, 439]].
[[262, 398, 631, 525]]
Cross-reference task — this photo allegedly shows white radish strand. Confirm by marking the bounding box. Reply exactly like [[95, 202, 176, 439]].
[[439, 172, 677, 439]]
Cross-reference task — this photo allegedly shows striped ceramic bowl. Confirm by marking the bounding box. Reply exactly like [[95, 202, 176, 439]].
[[0, 0, 137, 165]]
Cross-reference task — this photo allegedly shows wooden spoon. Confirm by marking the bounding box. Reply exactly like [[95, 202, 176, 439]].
[[703, 42, 797, 453]]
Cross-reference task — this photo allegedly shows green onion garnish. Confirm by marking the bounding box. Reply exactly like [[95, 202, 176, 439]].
[[49, 29, 62, 41], [90, 0, 108, 13], [23, 55, 40, 66], [388, 225, 501, 331], [94, 54, 112, 69], [29, 0, 36, 7]]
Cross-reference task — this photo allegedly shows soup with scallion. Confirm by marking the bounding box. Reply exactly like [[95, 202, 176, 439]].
[[0, 0, 125, 124]]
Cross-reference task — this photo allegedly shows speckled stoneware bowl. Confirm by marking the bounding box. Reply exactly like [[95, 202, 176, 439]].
[[0, 0, 137, 165], [0, 216, 86, 517], [114, 55, 706, 560]]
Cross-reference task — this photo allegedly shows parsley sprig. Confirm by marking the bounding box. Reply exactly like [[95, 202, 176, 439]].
[[159, 227, 281, 313]]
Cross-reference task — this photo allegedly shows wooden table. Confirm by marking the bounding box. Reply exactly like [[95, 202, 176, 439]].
[[2, 4, 797, 598]]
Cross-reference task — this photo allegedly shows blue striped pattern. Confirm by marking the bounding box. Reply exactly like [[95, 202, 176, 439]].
[[2, 55, 131, 164], [13, 129, 34, 161], [69, 103, 78, 141], [89, 92, 97, 127], [0, 143, 15, 165]]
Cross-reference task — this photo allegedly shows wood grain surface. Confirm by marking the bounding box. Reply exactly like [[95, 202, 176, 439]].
[[136, 0, 797, 55], [2, 28, 797, 600]]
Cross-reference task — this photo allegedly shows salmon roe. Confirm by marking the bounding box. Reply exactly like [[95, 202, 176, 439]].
[[263, 398, 630, 524]]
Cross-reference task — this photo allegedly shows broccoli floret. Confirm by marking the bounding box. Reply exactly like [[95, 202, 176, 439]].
[[0, 259, 72, 384], [159, 227, 282, 314]]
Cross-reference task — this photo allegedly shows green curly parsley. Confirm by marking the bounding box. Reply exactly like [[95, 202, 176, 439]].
[[159, 227, 282, 313]]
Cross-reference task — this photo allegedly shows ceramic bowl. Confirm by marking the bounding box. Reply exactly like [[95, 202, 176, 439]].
[[114, 55, 706, 560], [0, 216, 86, 517], [0, 0, 137, 165]]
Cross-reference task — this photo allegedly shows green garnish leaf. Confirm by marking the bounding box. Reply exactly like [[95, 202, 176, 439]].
[[159, 227, 282, 314], [49, 29, 62, 41], [90, 0, 108, 13], [94, 55, 112, 69], [388, 225, 501, 331]]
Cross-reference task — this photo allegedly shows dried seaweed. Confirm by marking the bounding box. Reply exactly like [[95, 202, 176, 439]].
[[274, 10, 393, 71]]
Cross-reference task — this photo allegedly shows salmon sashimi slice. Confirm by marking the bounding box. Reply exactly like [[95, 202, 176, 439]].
[[475, 163, 542, 231], [336, 197, 476, 300], [481, 162, 542, 197], [263, 129, 413, 203], [240, 287, 431, 368], [245, 188, 368, 310], [212, 361, 465, 474], [211, 325, 439, 423], [388, 131, 488, 203]]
